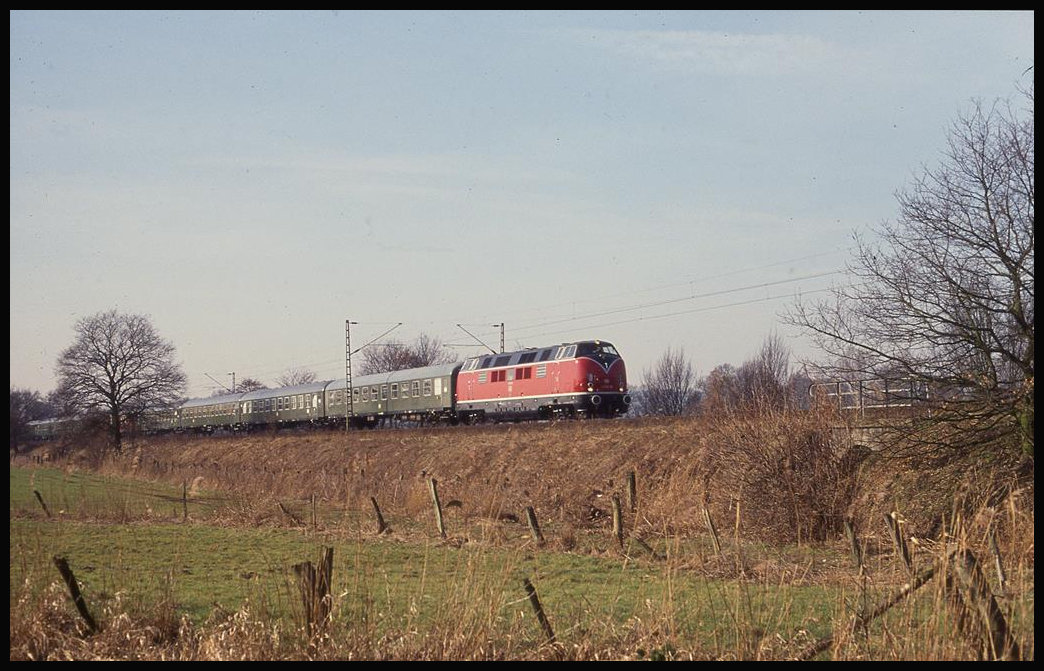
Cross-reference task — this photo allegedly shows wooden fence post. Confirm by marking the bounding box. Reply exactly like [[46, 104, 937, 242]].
[[525, 506, 545, 546], [33, 489, 52, 518], [950, 548, 1021, 660], [278, 502, 304, 526], [429, 478, 446, 538], [370, 496, 389, 535], [844, 517, 864, 575], [987, 528, 1007, 593], [702, 505, 722, 556], [522, 577, 556, 646], [53, 555, 98, 634], [611, 494, 624, 549], [884, 512, 912, 573], [293, 546, 335, 642], [626, 470, 637, 512], [182, 482, 188, 521]]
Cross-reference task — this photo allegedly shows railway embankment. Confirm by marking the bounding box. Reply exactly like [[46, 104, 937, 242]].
[[18, 412, 1031, 552]]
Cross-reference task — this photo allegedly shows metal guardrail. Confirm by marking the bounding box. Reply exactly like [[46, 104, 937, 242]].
[[809, 379, 930, 413]]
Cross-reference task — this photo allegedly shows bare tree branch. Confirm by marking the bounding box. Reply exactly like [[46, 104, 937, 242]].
[[787, 87, 1033, 458], [55, 310, 186, 455]]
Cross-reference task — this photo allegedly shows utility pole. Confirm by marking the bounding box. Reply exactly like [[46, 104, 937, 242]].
[[345, 321, 402, 434], [492, 323, 505, 353], [345, 320, 356, 433]]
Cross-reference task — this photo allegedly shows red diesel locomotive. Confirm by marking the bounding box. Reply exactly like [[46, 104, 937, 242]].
[[455, 339, 630, 422]]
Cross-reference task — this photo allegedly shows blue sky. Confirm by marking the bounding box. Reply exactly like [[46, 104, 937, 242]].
[[10, 10, 1034, 397]]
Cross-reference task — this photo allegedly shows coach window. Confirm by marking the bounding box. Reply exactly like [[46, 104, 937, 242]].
[[390, 383, 399, 399], [423, 379, 432, 396], [380, 385, 388, 401], [361, 387, 370, 402], [291, 396, 297, 410], [412, 380, 421, 396], [352, 388, 360, 403]]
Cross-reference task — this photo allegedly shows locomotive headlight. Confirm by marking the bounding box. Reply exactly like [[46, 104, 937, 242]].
[[587, 384, 594, 392]]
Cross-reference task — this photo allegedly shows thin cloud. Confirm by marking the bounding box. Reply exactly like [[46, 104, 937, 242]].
[[578, 28, 855, 77]]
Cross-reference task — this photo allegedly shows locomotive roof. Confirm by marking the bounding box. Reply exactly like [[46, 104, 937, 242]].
[[462, 340, 618, 368]]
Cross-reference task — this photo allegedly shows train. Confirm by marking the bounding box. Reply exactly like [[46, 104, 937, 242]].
[[27, 339, 631, 439]]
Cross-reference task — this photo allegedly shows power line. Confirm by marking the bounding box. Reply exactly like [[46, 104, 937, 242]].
[[509, 270, 841, 336], [516, 285, 841, 343]]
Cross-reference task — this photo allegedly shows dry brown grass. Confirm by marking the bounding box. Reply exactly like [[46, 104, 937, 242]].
[[92, 411, 1030, 552], [11, 409, 1034, 660]]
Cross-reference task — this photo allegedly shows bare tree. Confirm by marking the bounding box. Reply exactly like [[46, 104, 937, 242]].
[[699, 363, 740, 415], [359, 334, 456, 375], [276, 367, 317, 387], [788, 86, 1034, 458], [641, 347, 699, 416], [735, 333, 791, 410], [236, 377, 268, 392], [10, 387, 48, 450], [55, 310, 186, 455]]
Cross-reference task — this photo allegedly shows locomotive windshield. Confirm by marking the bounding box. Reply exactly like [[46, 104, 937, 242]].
[[575, 341, 620, 365]]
